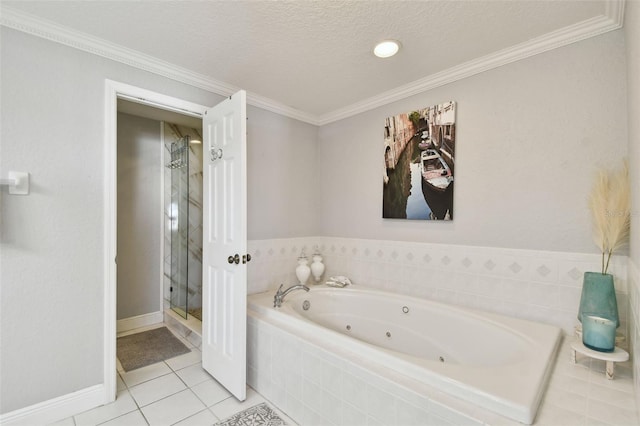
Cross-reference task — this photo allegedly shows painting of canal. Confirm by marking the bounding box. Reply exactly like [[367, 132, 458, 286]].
[[383, 101, 456, 220]]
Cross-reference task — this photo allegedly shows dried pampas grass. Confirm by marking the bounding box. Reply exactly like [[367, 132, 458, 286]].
[[588, 160, 630, 274]]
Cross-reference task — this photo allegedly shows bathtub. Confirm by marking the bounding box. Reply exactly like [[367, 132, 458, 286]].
[[247, 285, 562, 424]]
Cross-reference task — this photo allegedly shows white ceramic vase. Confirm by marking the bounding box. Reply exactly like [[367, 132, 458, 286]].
[[295, 255, 311, 285], [311, 253, 325, 283]]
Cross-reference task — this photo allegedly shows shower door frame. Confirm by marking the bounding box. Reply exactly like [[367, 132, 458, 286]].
[[104, 80, 208, 404], [166, 134, 192, 319]]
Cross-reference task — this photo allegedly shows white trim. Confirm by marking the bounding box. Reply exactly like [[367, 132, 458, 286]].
[[104, 79, 210, 410], [0, 2, 625, 126], [0, 385, 104, 426], [104, 81, 118, 407], [0, 6, 318, 126], [116, 311, 164, 333], [316, 7, 625, 125]]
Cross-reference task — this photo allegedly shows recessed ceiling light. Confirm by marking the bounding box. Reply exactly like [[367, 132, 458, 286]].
[[374, 40, 400, 58]]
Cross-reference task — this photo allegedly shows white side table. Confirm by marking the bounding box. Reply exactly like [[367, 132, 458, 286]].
[[570, 339, 629, 379]]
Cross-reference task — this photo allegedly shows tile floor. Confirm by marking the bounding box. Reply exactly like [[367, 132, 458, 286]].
[[48, 322, 639, 426], [49, 324, 295, 426]]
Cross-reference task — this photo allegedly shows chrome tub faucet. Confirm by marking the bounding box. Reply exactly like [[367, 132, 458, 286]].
[[273, 283, 309, 308]]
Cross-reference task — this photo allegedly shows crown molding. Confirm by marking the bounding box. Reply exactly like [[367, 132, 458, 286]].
[[317, 0, 626, 125], [1, 1, 625, 127], [0, 6, 321, 126]]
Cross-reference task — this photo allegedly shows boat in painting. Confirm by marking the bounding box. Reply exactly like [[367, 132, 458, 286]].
[[418, 131, 432, 150], [420, 149, 453, 192]]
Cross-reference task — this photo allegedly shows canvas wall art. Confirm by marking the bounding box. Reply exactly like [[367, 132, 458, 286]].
[[383, 101, 456, 220]]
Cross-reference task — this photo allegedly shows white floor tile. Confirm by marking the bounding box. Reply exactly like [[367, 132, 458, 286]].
[[190, 378, 232, 407], [120, 362, 173, 388], [140, 389, 206, 426], [129, 373, 187, 407], [165, 350, 201, 372], [175, 363, 213, 387], [172, 408, 218, 426], [209, 388, 265, 421], [99, 410, 149, 426], [74, 390, 137, 426]]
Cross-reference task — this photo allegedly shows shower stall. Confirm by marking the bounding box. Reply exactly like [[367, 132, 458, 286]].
[[164, 123, 203, 321]]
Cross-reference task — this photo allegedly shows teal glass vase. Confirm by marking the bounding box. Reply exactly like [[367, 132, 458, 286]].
[[577, 272, 619, 352]]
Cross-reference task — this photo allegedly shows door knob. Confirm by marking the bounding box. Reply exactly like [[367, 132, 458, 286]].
[[228, 254, 240, 264], [242, 254, 252, 264]]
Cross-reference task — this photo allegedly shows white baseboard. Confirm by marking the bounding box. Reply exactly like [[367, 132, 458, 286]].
[[116, 311, 163, 333], [0, 384, 105, 426]]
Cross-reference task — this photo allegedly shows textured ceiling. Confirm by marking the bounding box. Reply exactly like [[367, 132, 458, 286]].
[[3, 1, 607, 117]]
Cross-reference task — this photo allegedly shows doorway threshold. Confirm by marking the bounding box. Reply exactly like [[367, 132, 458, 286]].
[[164, 308, 202, 350]]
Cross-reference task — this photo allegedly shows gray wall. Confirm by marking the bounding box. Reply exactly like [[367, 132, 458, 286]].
[[0, 27, 318, 413], [318, 30, 628, 254], [247, 107, 319, 239], [117, 112, 162, 320]]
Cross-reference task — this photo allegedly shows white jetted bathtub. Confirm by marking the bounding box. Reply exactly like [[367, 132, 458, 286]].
[[248, 285, 561, 424]]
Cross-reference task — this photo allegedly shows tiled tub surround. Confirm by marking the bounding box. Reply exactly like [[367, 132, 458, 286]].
[[248, 306, 637, 426], [249, 287, 561, 424], [248, 237, 630, 338], [247, 237, 637, 424]]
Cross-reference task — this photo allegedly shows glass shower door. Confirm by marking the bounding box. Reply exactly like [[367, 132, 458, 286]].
[[168, 136, 189, 318]]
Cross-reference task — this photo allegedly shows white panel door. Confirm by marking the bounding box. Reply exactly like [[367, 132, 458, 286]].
[[202, 91, 247, 401]]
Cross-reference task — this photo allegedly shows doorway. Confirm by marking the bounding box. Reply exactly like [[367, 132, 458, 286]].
[[116, 99, 204, 328], [104, 80, 248, 405]]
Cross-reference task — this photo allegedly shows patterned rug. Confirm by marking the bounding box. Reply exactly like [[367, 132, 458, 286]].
[[117, 327, 191, 371], [216, 403, 286, 426]]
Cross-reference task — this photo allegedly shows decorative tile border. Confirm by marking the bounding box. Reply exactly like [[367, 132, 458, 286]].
[[247, 237, 321, 295], [248, 237, 629, 336]]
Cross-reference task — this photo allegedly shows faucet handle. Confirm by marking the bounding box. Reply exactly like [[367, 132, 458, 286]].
[[276, 283, 284, 294]]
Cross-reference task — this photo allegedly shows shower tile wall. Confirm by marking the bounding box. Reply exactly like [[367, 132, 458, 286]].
[[247, 237, 630, 338], [163, 123, 203, 318]]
